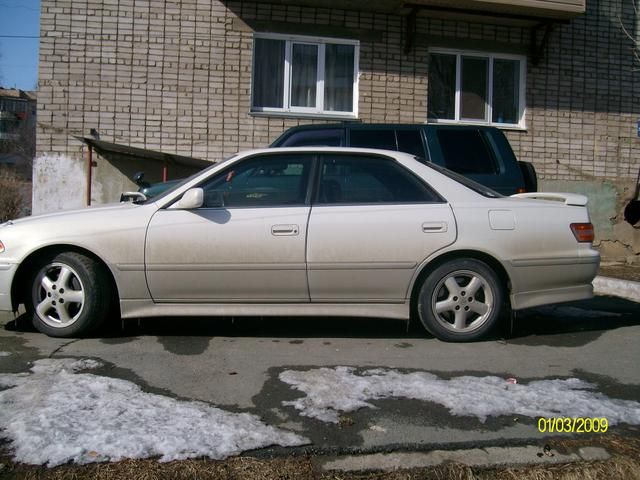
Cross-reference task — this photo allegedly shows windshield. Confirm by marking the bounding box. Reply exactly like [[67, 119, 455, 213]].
[[419, 158, 503, 199], [139, 155, 238, 204]]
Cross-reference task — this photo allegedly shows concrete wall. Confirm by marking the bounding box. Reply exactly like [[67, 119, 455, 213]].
[[36, 0, 639, 260]]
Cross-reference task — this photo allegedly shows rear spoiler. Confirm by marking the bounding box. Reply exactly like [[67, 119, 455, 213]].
[[510, 192, 588, 206]]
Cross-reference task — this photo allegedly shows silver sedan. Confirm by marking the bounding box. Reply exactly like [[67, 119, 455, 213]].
[[0, 148, 599, 341]]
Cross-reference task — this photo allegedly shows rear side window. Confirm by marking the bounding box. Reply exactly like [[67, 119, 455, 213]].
[[278, 128, 344, 147], [436, 129, 499, 174], [318, 154, 442, 204], [349, 129, 396, 151]]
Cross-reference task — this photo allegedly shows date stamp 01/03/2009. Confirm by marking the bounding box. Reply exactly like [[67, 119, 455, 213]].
[[538, 417, 609, 433]]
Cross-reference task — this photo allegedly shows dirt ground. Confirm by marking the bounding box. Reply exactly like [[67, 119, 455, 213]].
[[1, 436, 639, 480], [598, 264, 640, 282]]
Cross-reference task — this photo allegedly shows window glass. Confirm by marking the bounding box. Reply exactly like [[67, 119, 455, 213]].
[[396, 130, 425, 157], [278, 128, 344, 147], [349, 129, 396, 151], [428, 53, 456, 120], [252, 39, 285, 109], [200, 155, 313, 208], [291, 43, 318, 108], [460, 56, 488, 120], [318, 155, 439, 204], [427, 51, 525, 127], [324, 44, 355, 112], [492, 59, 520, 124], [252, 35, 358, 116], [436, 129, 498, 174]]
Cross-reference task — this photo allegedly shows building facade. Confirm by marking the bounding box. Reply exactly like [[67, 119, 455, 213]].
[[36, 0, 639, 260]]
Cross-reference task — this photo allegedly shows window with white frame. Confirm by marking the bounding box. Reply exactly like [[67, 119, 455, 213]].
[[427, 50, 526, 128], [251, 34, 359, 117]]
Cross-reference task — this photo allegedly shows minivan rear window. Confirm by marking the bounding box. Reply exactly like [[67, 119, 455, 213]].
[[436, 129, 499, 175], [423, 159, 502, 198], [350, 129, 396, 151]]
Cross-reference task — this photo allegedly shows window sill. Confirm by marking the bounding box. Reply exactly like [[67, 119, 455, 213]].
[[425, 119, 527, 132], [250, 110, 360, 122]]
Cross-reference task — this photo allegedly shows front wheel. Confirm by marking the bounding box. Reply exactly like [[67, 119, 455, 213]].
[[417, 258, 504, 342], [27, 252, 112, 337]]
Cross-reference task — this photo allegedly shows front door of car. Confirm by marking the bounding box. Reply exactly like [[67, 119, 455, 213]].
[[145, 153, 314, 303], [306, 153, 457, 302]]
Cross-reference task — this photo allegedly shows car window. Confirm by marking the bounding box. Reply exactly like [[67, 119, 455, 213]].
[[349, 129, 396, 151], [199, 154, 313, 208], [436, 129, 499, 174], [423, 159, 502, 198], [396, 129, 425, 157], [318, 154, 442, 204], [277, 128, 344, 147]]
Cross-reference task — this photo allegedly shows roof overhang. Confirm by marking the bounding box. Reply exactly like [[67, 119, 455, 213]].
[[75, 137, 212, 170], [254, 0, 584, 21]]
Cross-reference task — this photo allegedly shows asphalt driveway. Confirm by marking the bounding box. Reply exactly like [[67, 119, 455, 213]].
[[0, 295, 639, 466]]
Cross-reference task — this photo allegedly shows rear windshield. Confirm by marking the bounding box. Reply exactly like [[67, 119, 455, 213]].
[[420, 158, 503, 198]]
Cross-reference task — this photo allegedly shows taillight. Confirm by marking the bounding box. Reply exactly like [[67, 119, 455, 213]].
[[516, 187, 526, 194], [570, 223, 594, 243], [0, 240, 4, 253]]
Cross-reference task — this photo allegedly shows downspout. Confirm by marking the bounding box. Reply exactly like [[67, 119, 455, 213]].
[[86, 145, 93, 206]]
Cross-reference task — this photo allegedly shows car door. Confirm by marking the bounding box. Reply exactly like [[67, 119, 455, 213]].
[[306, 153, 457, 302], [145, 153, 314, 302]]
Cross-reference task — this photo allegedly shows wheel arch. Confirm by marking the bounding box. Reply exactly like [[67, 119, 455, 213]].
[[409, 249, 512, 317], [11, 244, 120, 313]]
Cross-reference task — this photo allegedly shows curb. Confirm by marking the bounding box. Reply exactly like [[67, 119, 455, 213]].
[[593, 276, 640, 303]]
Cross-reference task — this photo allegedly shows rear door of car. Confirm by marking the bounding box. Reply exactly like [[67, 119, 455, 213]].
[[306, 152, 456, 302]]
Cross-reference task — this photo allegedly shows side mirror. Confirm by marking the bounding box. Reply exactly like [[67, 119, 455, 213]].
[[120, 191, 147, 203], [173, 188, 204, 209]]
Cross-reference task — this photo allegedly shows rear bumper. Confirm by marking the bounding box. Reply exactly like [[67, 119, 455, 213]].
[[509, 252, 599, 310], [0, 263, 17, 312]]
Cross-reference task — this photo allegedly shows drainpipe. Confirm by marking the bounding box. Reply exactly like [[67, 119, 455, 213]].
[[86, 145, 93, 206]]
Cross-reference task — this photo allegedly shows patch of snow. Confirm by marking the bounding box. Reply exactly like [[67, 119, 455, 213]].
[[593, 276, 640, 303], [279, 367, 640, 425], [535, 305, 622, 318], [0, 352, 11, 357], [0, 358, 307, 466]]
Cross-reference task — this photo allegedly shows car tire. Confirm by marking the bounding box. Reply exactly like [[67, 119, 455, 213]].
[[417, 258, 504, 342], [26, 251, 112, 338]]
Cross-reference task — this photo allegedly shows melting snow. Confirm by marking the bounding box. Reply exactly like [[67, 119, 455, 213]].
[[0, 358, 307, 466], [279, 367, 640, 424], [0, 352, 10, 357]]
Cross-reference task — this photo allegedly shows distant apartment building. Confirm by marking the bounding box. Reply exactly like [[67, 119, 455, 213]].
[[36, 0, 639, 260], [0, 88, 37, 178]]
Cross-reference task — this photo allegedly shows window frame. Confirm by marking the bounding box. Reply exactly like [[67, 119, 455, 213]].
[[427, 48, 527, 130], [193, 153, 318, 209], [251, 33, 360, 119], [313, 153, 445, 206]]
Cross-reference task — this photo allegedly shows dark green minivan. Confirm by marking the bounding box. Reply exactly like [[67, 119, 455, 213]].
[[271, 123, 537, 195]]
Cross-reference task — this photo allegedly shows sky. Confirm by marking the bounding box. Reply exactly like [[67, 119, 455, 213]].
[[0, 0, 40, 90]]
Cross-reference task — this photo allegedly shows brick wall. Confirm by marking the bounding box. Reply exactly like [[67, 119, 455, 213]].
[[37, 0, 639, 177]]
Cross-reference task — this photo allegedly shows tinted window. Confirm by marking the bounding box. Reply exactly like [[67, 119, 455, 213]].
[[396, 130, 425, 157], [436, 129, 499, 174], [199, 154, 313, 207], [278, 129, 344, 147], [349, 129, 396, 151], [318, 155, 440, 204]]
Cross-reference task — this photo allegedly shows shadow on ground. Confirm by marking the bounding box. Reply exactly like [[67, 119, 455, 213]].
[[4, 297, 638, 346]]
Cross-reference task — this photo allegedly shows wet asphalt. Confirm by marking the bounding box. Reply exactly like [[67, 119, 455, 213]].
[[0, 295, 639, 457]]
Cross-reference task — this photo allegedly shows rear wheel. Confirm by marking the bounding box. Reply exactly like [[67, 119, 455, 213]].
[[417, 258, 504, 342], [27, 252, 112, 337]]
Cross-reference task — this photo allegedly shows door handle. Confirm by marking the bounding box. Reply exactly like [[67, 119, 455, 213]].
[[271, 224, 299, 236], [422, 222, 448, 233]]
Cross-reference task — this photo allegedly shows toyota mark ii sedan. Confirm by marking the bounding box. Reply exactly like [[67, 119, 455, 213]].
[[0, 148, 599, 342]]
